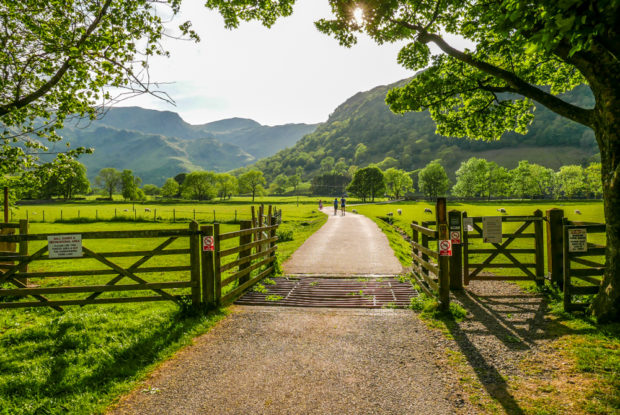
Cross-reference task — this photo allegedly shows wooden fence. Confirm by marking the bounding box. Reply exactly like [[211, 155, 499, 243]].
[[410, 198, 450, 310], [201, 206, 278, 306], [562, 220, 606, 312], [462, 210, 545, 285], [0, 205, 281, 311]]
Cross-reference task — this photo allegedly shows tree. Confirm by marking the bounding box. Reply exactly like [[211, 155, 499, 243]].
[[288, 173, 301, 194], [530, 164, 555, 198], [310, 173, 351, 196], [142, 184, 160, 196], [333, 159, 348, 175], [554, 165, 585, 199], [181, 171, 217, 201], [305, 0, 620, 321], [215, 173, 237, 201], [95, 168, 121, 199], [270, 174, 289, 195], [376, 157, 399, 171], [1, 1, 198, 195], [418, 161, 450, 199], [161, 178, 180, 199], [384, 168, 413, 199], [238, 170, 266, 202], [347, 166, 385, 202], [353, 143, 367, 163], [584, 162, 603, 198], [38, 160, 90, 200], [510, 161, 538, 199], [320, 156, 335, 174], [486, 163, 511, 200], [121, 170, 142, 201], [451, 157, 488, 198]]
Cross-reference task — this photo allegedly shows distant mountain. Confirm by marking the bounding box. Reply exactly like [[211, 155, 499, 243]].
[[248, 80, 598, 182], [59, 107, 317, 185]]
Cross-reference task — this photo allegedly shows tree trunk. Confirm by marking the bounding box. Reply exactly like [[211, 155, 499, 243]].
[[591, 107, 620, 322]]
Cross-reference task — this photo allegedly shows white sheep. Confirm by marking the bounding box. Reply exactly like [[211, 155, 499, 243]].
[[397, 209, 402, 215], [145, 208, 151, 212], [575, 209, 582, 215], [497, 208, 507, 213], [123, 209, 129, 212], [424, 208, 432, 214]]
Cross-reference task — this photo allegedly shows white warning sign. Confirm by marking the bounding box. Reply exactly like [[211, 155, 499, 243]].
[[47, 234, 82, 259], [568, 228, 587, 252], [463, 217, 474, 232], [439, 240, 452, 256], [482, 216, 502, 244]]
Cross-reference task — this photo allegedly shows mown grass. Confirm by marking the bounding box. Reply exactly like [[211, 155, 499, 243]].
[[355, 200, 617, 415], [0, 201, 325, 414]]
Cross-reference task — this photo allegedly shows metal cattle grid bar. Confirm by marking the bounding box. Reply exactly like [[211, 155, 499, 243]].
[[235, 277, 418, 308]]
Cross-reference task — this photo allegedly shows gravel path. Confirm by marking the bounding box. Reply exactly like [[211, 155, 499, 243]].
[[108, 307, 469, 415], [282, 208, 403, 276]]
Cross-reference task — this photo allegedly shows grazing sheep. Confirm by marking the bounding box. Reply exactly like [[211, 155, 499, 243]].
[[123, 209, 129, 212], [387, 212, 393, 217], [145, 208, 151, 212], [397, 209, 402, 215], [575, 209, 582, 215], [497, 208, 507, 213], [424, 208, 432, 214], [352, 209, 358, 214]]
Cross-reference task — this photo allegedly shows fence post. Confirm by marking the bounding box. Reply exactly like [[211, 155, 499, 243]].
[[448, 210, 463, 290], [238, 220, 252, 285], [421, 221, 430, 280], [201, 225, 215, 307], [462, 212, 470, 285], [42, 210, 45, 223], [562, 218, 571, 311], [533, 209, 545, 286], [18, 219, 29, 286], [154, 209, 156, 222], [411, 220, 419, 276], [436, 198, 450, 311], [546, 208, 565, 288], [173, 209, 176, 223], [189, 221, 201, 309], [269, 208, 277, 262], [214, 223, 221, 306]]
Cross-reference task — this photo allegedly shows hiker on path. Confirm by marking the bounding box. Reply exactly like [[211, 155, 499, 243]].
[[319, 200, 323, 210], [333, 198, 338, 215], [340, 197, 346, 216]]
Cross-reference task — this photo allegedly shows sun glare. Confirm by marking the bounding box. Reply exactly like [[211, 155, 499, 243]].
[[353, 7, 364, 26]]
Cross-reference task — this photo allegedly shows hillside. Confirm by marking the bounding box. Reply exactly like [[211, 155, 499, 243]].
[[59, 107, 317, 185], [249, 81, 598, 182]]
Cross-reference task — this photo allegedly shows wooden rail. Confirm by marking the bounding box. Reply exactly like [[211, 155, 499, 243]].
[[0, 222, 201, 310], [562, 220, 606, 312]]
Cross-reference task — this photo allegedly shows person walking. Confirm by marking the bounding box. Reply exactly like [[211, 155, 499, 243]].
[[319, 199, 323, 210], [340, 197, 346, 216], [333, 198, 338, 216]]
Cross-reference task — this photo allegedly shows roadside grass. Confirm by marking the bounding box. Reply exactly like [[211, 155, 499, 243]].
[[356, 200, 617, 414], [0, 202, 325, 414]]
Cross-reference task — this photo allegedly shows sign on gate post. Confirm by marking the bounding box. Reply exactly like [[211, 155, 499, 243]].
[[202, 235, 214, 252], [448, 210, 463, 290], [439, 239, 452, 256], [568, 228, 587, 252], [482, 216, 502, 243], [47, 234, 82, 258]]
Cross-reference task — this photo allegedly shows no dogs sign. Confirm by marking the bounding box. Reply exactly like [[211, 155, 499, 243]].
[[439, 240, 452, 257], [450, 231, 461, 244], [202, 236, 214, 252]]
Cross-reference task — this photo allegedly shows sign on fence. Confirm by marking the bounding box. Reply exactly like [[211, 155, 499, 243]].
[[568, 228, 587, 252], [450, 231, 461, 244], [482, 216, 502, 243], [47, 234, 82, 258], [463, 217, 474, 232], [202, 236, 214, 252], [439, 240, 452, 256]]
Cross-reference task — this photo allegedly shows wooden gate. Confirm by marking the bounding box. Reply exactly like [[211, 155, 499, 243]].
[[562, 220, 606, 312], [462, 210, 545, 285], [0, 223, 201, 310]]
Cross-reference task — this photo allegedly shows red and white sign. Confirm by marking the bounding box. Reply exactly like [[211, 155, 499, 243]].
[[450, 231, 461, 245], [439, 240, 452, 256], [202, 236, 214, 252]]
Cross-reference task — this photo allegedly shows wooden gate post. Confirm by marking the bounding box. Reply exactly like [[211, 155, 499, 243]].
[[462, 212, 470, 285], [189, 221, 201, 309], [421, 221, 430, 280], [436, 197, 450, 311], [238, 220, 252, 285], [201, 225, 215, 307], [448, 210, 463, 290], [533, 209, 545, 286], [214, 223, 222, 306], [546, 208, 565, 288]]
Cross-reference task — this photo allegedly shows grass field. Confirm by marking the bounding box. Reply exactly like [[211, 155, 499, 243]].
[[0, 201, 325, 414]]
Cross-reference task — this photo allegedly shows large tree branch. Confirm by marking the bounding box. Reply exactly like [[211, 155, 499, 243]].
[[0, 0, 113, 117], [391, 19, 595, 128]]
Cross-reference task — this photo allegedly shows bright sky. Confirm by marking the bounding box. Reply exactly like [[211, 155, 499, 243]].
[[120, 0, 416, 126]]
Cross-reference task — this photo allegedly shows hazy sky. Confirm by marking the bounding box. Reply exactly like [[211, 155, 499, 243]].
[[121, 1, 416, 126]]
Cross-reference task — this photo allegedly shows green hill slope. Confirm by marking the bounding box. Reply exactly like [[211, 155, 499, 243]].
[[250, 81, 597, 181]]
